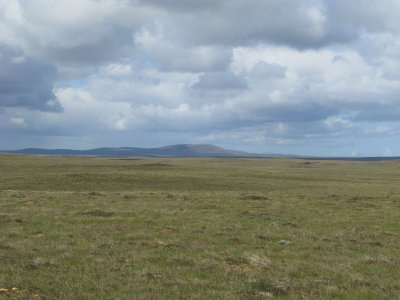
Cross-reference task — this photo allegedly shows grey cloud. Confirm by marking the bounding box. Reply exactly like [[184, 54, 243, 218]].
[[0, 45, 61, 111], [156, 47, 231, 73], [192, 71, 248, 90], [165, 0, 331, 49], [2, 0, 149, 68], [40, 27, 134, 66], [331, 55, 349, 64], [136, 41, 232, 72], [137, 0, 222, 12], [4, 0, 399, 74], [355, 108, 400, 122], [4, 0, 397, 76], [232, 97, 337, 124], [2, 0, 400, 156], [381, 61, 400, 80], [249, 62, 286, 79], [326, 0, 400, 33], [137, 0, 400, 50]]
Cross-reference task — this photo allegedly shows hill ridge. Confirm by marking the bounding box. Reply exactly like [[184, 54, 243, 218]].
[[0, 144, 263, 157]]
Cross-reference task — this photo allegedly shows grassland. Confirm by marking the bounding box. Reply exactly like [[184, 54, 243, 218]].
[[0, 154, 399, 299]]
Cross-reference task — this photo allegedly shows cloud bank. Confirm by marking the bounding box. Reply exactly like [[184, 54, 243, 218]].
[[1, 0, 400, 156]]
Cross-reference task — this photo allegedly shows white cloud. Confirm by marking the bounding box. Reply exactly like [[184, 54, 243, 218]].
[[192, 71, 248, 90], [101, 63, 133, 77], [135, 28, 232, 72], [10, 117, 26, 127], [111, 119, 128, 130], [363, 125, 397, 136], [1, 0, 400, 156]]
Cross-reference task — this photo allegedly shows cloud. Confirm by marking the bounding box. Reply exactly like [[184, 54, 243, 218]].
[[192, 71, 248, 90], [1, 0, 142, 65], [248, 62, 286, 79], [135, 28, 232, 72], [100, 63, 133, 77], [146, 0, 330, 48], [135, 0, 400, 50], [1, 0, 400, 156], [9, 117, 27, 127], [0, 44, 61, 111]]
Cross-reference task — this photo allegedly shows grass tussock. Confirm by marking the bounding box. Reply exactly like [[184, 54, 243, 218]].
[[81, 209, 116, 217]]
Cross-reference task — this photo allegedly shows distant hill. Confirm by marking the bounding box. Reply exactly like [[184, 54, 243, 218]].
[[4, 144, 400, 160], [1, 144, 266, 157]]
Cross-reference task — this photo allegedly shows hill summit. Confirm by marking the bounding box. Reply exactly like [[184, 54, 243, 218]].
[[2, 144, 260, 157]]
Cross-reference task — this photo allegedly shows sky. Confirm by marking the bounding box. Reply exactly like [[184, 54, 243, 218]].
[[1, 0, 400, 156]]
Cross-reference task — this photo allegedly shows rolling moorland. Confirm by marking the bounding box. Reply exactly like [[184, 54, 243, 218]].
[[0, 144, 258, 157], [0, 153, 399, 299], [4, 144, 400, 161]]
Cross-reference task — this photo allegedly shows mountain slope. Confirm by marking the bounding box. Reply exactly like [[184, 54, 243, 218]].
[[1, 144, 261, 157]]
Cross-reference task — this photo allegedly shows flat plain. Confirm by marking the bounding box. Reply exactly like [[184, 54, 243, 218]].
[[0, 154, 399, 299]]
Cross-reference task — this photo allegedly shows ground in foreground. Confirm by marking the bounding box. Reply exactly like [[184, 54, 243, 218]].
[[0, 154, 399, 299]]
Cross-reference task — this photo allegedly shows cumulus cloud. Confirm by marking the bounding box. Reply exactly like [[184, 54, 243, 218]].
[[192, 71, 248, 90], [135, 0, 400, 49], [0, 44, 61, 111], [143, 0, 330, 48], [1, 0, 400, 156], [248, 62, 286, 80], [135, 28, 232, 73], [1, 0, 141, 64]]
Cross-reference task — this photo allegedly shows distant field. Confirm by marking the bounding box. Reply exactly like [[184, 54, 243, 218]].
[[0, 154, 399, 299]]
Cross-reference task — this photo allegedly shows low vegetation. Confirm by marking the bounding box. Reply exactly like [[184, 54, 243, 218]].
[[0, 154, 399, 299]]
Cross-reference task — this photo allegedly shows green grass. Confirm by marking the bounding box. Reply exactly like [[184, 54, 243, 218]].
[[0, 154, 399, 299]]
